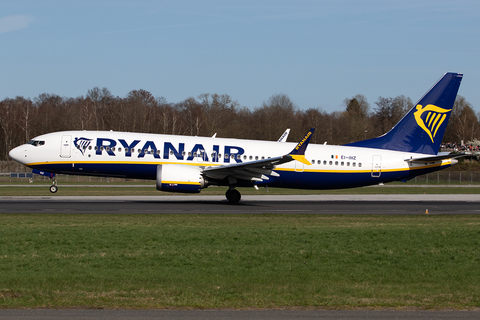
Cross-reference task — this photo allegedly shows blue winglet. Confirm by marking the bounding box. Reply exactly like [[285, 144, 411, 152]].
[[289, 128, 315, 165]]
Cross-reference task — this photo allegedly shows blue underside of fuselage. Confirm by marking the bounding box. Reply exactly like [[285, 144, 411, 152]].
[[28, 162, 452, 190]]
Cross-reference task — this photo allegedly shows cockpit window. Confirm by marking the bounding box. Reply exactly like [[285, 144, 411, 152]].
[[27, 140, 45, 147]]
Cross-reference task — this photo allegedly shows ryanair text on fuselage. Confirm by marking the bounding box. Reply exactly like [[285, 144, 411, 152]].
[[78, 137, 245, 163]]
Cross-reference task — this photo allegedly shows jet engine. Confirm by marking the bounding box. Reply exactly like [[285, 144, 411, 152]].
[[156, 164, 206, 193]]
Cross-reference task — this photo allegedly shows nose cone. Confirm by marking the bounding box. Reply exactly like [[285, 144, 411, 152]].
[[9, 145, 26, 164]]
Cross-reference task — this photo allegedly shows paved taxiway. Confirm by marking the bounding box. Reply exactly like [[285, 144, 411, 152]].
[[1, 194, 479, 215]]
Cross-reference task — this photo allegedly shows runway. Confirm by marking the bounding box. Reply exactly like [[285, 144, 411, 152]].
[[1, 194, 480, 215]]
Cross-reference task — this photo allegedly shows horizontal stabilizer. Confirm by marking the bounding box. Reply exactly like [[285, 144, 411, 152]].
[[406, 153, 465, 163]]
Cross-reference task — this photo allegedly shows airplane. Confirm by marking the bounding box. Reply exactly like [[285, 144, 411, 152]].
[[9, 72, 463, 203]]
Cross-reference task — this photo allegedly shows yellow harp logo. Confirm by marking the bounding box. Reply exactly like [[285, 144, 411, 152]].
[[414, 104, 451, 143]]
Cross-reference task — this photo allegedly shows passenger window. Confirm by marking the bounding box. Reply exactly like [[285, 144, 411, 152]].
[[329, 161, 332, 165], [335, 161, 338, 165], [359, 163, 362, 167], [353, 162, 356, 167], [249, 156, 253, 160], [347, 162, 350, 166], [341, 162, 344, 166], [255, 156, 259, 160], [323, 160, 327, 165]]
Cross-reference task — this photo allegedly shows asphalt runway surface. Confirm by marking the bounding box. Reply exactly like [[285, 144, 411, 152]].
[[1, 194, 480, 215]]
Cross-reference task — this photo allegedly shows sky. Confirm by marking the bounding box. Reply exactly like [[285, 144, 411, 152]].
[[1, 0, 479, 113]]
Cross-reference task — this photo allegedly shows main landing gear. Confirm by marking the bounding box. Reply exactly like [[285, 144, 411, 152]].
[[225, 188, 241, 204], [49, 178, 58, 193]]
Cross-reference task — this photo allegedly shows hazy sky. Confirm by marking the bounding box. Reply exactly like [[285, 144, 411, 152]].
[[1, 0, 479, 112]]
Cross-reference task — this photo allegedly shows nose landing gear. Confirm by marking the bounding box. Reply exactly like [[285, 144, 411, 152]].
[[49, 178, 58, 193]]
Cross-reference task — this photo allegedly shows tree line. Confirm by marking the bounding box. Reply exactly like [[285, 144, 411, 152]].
[[0, 87, 478, 160]]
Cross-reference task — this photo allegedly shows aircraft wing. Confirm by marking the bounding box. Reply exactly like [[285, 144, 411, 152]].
[[203, 128, 315, 182], [406, 153, 465, 163]]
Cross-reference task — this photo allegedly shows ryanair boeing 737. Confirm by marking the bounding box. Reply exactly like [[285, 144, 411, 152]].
[[9, 73, 463, 203]]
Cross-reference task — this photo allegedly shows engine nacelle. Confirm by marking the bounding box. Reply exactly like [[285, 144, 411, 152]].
[[156, 164, 206, 193]]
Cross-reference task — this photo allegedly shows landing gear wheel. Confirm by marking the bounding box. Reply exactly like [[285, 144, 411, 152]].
[[226, 189, 241, 204], [49, 185, 58, 193]]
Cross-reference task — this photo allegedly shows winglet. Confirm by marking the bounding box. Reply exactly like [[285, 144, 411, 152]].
[[277, 128, 290, 142], [289, 128, 315, 165]]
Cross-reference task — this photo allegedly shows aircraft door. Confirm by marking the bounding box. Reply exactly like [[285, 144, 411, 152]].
[[295, 161, 304, 172], [60, 135, 72, 158], [371, 155, 381, 177]]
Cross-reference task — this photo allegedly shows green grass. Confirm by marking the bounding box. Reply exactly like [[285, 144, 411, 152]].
[[1, 185, 480, 197], [1, 214, 480, 309]]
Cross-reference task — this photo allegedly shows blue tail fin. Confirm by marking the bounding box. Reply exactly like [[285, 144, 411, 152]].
[[345, 72, 463, 155]]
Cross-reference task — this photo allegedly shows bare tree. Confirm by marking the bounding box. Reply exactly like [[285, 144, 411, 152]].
[[445, 96, 479, 144], [341, 94, 370, 143], [373, 96, 409, 135]]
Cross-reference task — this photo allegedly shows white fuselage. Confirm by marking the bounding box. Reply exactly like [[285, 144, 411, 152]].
[[9, 130, 454, 190]]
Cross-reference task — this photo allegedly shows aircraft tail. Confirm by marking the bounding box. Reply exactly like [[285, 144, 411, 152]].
[[345, 72, 463, 155]]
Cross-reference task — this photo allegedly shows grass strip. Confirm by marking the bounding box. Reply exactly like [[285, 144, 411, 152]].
[[1, 186, 480, 197], [1, 214, 479, 309]]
